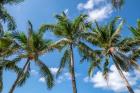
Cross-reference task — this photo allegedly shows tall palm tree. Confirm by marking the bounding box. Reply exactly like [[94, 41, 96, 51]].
[[8, 21, 55, 93], [0, 0, 25, 31], [82, 17, 139, 93], [45, 12, 92, 93]]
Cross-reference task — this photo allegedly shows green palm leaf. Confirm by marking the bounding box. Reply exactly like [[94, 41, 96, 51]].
[[36, 59, 54, 89], [56, 49, 70, 77]]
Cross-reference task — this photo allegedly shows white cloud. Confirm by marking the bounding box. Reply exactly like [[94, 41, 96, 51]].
[[39, 67, 59, 83], [49, 67, 59, 75], [77, 0, 105, 10], [135, 89, 140, 93], [83, 77, 90, 83], [56, 72, 80, 83], [88, 4, 113, 21], [83, 65, 140, 92], [39, 67, 80, 84], [77, 0, 94, 10], [77, 0, 113, 21], [64, 72, 71, 80], [30, 69, 38, 76], [39, 77, 45, 83]]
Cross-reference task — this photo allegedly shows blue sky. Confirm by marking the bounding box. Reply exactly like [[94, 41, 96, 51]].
[[3, 0, 140, 93]]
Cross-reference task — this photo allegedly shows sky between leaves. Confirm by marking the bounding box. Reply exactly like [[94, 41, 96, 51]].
[[3, 0, 140, 93]]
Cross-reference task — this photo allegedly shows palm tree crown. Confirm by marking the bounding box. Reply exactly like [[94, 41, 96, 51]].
[[45, 12, 91, 93], [8, 21, 55, 93], [81, 17, 139, 93]]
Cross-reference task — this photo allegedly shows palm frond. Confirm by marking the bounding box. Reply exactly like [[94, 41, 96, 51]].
[[38, 24, 56, 36], [103, 56, 110, 81], [13, 32, 27, 45], [0, 6, 16, 30], [36, 59, 54, 89], [78, 41, 102, 62], [111, 49, 130, 71], [88, 59, 101, 77], [53, 38, 71, 48], [129, 19, 140, 38], [56, 49, 70, 77], [2, 57, 22, 74], [27, 20, 33, 37], [130, 49, 140, 61], [117, 38, 135, 52], [110, 18, 124, 44], [72, 14, 88, 31]]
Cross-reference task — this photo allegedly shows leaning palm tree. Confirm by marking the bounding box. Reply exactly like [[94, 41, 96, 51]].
[[45, 12, 91, 93], [8, 21, 54, 93], [82, 17, 139, 93]]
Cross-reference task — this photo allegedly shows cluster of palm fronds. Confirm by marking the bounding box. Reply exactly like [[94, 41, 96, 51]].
[[1, 0, 139, 93]]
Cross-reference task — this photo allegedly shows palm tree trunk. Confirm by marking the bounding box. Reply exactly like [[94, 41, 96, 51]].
[[70, 44, 77, 93], [9, 58, 30, 93], [114, 62, 135, 93]]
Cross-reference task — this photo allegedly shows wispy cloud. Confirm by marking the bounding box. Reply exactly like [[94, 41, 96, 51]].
[[64, 9, 69, 14], [135, 89, 140, 93], [39, 67, 80, 84], [77, 0, 113, 21], [49, 67, 59, 75], [30, 69, 39, 76], [39, 77, 46, 83], [83, 65, 140, 92], [87, 4, 112, 21], [77, 0, 94, 10]]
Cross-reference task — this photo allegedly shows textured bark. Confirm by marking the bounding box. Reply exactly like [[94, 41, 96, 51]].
[[70, 44, 77, 93], [114, 62, 135, 93]]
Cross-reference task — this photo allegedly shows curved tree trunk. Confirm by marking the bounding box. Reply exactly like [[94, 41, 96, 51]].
[[9, 58, 30, 93], [114, 62, 135, 93], [70, 44, 77, 93]]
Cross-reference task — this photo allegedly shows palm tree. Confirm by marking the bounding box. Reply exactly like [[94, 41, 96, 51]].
[[8, 21, 55, 93], [82, 17, 139, 93], [0, 0, 25, 31], [0, 29, 22, 92], [45, 12, 92, 93]]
